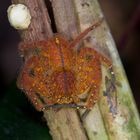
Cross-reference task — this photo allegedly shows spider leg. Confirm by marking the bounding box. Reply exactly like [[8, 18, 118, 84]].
[[24, 91, 45, 111], [85, 84, 100, 109], [81, 109, 91, 120], [44, 103, 86, 109], [17, 56, 52, 111], [69, 18, 104, 48], [75, 47, 102, 115], [80, 83, 101, 120], [99, 52, 112, 68]]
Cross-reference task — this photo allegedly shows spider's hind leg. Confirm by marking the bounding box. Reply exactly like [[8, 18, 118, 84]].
[[81, 109, 91, 120], [80, 85, 101, 120]]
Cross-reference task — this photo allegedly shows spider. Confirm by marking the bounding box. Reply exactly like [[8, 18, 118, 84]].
[[17, 18, 114, 112]]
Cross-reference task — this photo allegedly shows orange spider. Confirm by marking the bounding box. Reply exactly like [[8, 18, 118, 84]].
[[17, 19, 113, 111]]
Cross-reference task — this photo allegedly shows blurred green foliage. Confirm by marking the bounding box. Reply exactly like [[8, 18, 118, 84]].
[[0, 81, 52, 140]]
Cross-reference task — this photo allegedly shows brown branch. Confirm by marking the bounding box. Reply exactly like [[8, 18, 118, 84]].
[[51, 0, 79, 39]]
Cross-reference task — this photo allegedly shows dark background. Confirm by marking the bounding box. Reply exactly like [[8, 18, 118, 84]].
[[0, 0, 140, 110]]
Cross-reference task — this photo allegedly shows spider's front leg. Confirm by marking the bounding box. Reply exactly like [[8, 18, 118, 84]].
[[76, 47, 102, 109], [17, 56, 49, 111], [69, 18, 104, 48], [85, 83, 101, 109], [25, 91, 46, 111], [81, 83, 101, 120], [74, 47, 103, 120]]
